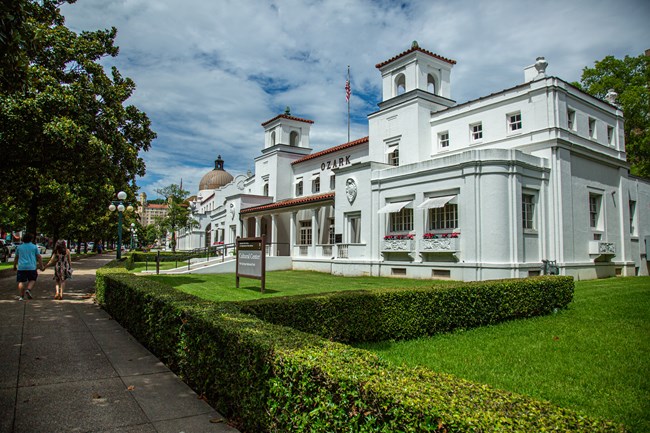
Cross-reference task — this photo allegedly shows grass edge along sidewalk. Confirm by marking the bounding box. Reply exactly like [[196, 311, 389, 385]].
[[97, 263, 628, 432]]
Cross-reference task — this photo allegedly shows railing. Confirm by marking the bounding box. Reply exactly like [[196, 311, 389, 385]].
[[420, 237, 459, 252], [322, 245, 333, 256], [382, 239, 415, 252], [299, 245, 308, 256], [337, 244, 349, 258]]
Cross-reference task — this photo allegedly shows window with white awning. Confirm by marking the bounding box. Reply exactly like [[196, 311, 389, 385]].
[[418, 195, 457, 209], [378, 201, 412, 214]]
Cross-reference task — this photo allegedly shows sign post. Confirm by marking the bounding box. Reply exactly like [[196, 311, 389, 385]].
[[236, 235, 266, 293]]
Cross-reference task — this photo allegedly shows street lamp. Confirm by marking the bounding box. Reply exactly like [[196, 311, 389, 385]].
[[109, 191, 133, 260], [130, 222, 138, 250]]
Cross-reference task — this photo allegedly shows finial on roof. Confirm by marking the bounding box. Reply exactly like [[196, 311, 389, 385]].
[[412, 41, 419, 49], [605, 89, 619, 105], [285, 106, 291, 115]]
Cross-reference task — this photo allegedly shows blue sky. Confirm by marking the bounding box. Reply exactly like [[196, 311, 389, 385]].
[[60, 0, 650, 199]]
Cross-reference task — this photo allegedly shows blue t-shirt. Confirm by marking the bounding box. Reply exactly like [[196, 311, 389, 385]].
[[16, 242, 40, 271]]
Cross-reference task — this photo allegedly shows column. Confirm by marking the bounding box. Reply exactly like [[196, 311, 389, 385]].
[[255, 216, 262, 237], [271, 214, 278, 256], [311, 208, 319, 255], [290, 211, 297, 256]]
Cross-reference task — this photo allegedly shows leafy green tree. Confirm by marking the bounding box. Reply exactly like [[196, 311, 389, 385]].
[[0, 0, 156, 240], [155, 184, 198, 252], [575, 53, 650, 178]]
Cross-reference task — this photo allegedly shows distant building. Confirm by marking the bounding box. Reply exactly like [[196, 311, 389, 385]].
[[137, 192, 169, 226], [176, 42, 650, 281]]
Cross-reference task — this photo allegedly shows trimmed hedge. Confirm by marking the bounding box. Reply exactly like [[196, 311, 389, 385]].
[[240, 276, 574, 343], [95, 266, 625, 432]]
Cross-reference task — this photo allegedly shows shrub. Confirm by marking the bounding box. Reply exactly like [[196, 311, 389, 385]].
[[240, 276, 574, 343], [95, 265, 624, 432]]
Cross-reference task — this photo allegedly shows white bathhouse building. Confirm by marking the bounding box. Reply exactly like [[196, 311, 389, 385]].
[[176, 43, 650, 281]]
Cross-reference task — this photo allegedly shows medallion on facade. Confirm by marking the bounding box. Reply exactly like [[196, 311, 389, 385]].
[[345, 178, 357, 204]]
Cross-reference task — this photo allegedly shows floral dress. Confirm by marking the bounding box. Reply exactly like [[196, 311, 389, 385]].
[[53, 252, 72, 283]]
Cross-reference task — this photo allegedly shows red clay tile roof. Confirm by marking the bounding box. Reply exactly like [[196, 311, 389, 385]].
[[375, 46, 456, 69], [240, 192, 335, 214], [292, 136, 369, 165], [147, 204, 168, 209], [261, 114, 315, 127]]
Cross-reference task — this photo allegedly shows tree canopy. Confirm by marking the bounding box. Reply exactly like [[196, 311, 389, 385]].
[[0, 0, 156, 241], [575, 53, 650, 178], [154, 184, 197, 252]]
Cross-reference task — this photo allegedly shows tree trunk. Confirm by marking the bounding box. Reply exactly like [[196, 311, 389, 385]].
[[26, 192, 39, 235]]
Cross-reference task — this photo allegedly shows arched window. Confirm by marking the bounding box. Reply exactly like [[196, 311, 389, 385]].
[[395, 73, 406, 96], [427, 74, 436, 94], [263, 183, 269, 196], [290, 131, 299, 146], [270, 131, 276, 146]]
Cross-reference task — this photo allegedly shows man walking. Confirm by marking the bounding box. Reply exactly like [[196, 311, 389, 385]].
[[13, 233, 43, 301]]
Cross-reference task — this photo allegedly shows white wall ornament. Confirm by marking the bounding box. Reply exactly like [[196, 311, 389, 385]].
[[229, 203, 235, 220], [345, 178, 357, 204]]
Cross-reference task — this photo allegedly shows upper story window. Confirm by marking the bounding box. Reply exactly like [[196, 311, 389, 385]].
[[589, 193, 602, 229], [508, 112, 522, 132], [588, 118, 597, 139], [427, 74, 436, 94], [263, 182, 269, 196], [395, 73, 406, 96], [438, 132, 450, 149], [312, 175, 320, 193], [607, 125, 614, 145], [270, 131, 276, 146], [388, 148, 399, 166], [470, 122, 483, 143], [522, 193, 535, 230], [290, 131, 299, 146], [390, 207, 413, 232], [329, 174, 336, 191], [567, 108, 576, 131], [295, 179, 303, 196]]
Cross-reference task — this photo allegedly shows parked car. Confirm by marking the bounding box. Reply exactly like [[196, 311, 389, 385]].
[[37, 243, 47, 254], [6, 242, 20, 257], [0, 240, 9, 262]]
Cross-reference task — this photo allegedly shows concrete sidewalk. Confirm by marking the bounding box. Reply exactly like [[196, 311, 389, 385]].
[[0, 254, 239, 433]]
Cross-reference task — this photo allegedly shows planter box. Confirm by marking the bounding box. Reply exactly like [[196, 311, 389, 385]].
[[588, 241, 615, 255], [382, 239, 415, 252], [420, 237, 459, 252]]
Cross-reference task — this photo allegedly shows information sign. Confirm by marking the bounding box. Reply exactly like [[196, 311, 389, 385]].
[[236, 236, 266, 292]]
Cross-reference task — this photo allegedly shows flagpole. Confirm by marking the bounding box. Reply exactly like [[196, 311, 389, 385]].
[[347, 65, 350, 144]]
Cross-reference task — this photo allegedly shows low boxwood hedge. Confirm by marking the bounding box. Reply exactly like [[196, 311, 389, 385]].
[[95, 266, 625, 432], [240, 276, 573, 343]]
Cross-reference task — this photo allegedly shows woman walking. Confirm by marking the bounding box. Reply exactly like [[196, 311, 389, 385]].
[[43, 240, 72, 300]]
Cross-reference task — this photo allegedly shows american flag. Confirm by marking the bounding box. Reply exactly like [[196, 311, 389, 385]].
[[345, 79, 351, 102]]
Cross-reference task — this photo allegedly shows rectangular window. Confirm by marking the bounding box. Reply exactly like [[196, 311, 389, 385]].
[[522, 194, 535, 230], [390, 207, 413, 232], [589, 193, 601, 229], [312, 176, 320, 193], [388, 148, 399, 166], [329, 175, 335, 190], [328, 218, 336, 244], [629, 200, 637, 235], [588, 118, 597, 139], [567, 109, 576, 130], [347, 213, 361, 243], [428, 204, 458, 230], [295, 179, 303, 196], [299, 220, 312, 245], [508, 112, 522, 132], [607, 125, 614, 145], [470, 122, 483, 142], [438, 132, 450, 149]]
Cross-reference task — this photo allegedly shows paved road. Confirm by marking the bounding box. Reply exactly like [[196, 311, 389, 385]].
[[0, 254, 239, 433]]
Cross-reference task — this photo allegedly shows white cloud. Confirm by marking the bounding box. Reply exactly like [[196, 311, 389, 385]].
[[60, 0, 650, 198]]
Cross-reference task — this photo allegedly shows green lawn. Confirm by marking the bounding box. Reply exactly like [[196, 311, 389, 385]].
[[357, 276, 650, 433], [131, 261, 189, 273], [143, 270, 451, 302]]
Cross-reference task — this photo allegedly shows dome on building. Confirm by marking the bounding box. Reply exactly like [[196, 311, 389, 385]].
[[199, 155, 234, 190]]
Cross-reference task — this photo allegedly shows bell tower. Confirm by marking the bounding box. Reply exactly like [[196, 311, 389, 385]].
[[262, 106, 313, 149]]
